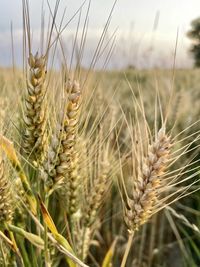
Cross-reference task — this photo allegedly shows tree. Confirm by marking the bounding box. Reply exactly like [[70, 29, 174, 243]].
[[187, 17, 200, 67]]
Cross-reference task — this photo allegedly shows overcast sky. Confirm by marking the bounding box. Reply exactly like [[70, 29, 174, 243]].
[[1, 0, 200, 68]]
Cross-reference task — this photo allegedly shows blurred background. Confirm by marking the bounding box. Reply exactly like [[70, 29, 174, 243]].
[[1, 0, 200, 69]]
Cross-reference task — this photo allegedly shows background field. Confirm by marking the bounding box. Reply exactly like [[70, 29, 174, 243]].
[[0, 65, 200, 266]]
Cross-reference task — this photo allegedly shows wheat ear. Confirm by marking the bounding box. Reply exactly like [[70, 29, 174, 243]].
[[75, 160, 110, 260], [22, 52, 47, 163], [120, 126, 171, 267], [83, 160, 110, 226], [43, 79, 81, 214], [124, 127, 171, 232], [62, 79, 81, 215], [0, 154, 13, 228]]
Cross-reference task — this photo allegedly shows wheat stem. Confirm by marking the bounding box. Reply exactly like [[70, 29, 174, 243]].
[[120, 232, 134, 267]]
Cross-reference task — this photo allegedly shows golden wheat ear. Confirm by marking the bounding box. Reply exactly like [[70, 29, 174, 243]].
[[119, 122, 173, 267], [122, 126, 171, 233], [22, 52, 47, 163], [42, 79, 82, 211], [21, 0, 58, 165]]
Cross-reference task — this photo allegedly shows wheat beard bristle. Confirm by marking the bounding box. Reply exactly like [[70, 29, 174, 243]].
[[22, 52, 47, 162], [124, 127, 171, 233]]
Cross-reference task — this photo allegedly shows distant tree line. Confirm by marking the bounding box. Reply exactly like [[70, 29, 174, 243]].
[[187, 17, 200, 67]]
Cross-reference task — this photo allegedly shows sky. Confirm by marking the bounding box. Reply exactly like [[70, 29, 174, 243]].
[[1, 0, 200, 68]]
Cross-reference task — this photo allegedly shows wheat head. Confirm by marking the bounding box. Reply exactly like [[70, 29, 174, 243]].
[[122, 127, 171, 233], [22, 52, 47, 163], [0, 154, 13, 227]]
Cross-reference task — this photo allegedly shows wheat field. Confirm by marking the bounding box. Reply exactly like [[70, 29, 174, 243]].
[[0, 1, 200, 267]]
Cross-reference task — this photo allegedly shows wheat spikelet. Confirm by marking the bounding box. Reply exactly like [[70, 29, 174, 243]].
[[41, 119, 63, 190], [73, 226, 91, 261], [22, 52, 47, 163], [83, 160, 110, 226], [122, 127, 171, 233], [120, 124, 172, 267], [58, 79, 82, 214], [43, 79, 81, 214], [0, 154, 13, 227]]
